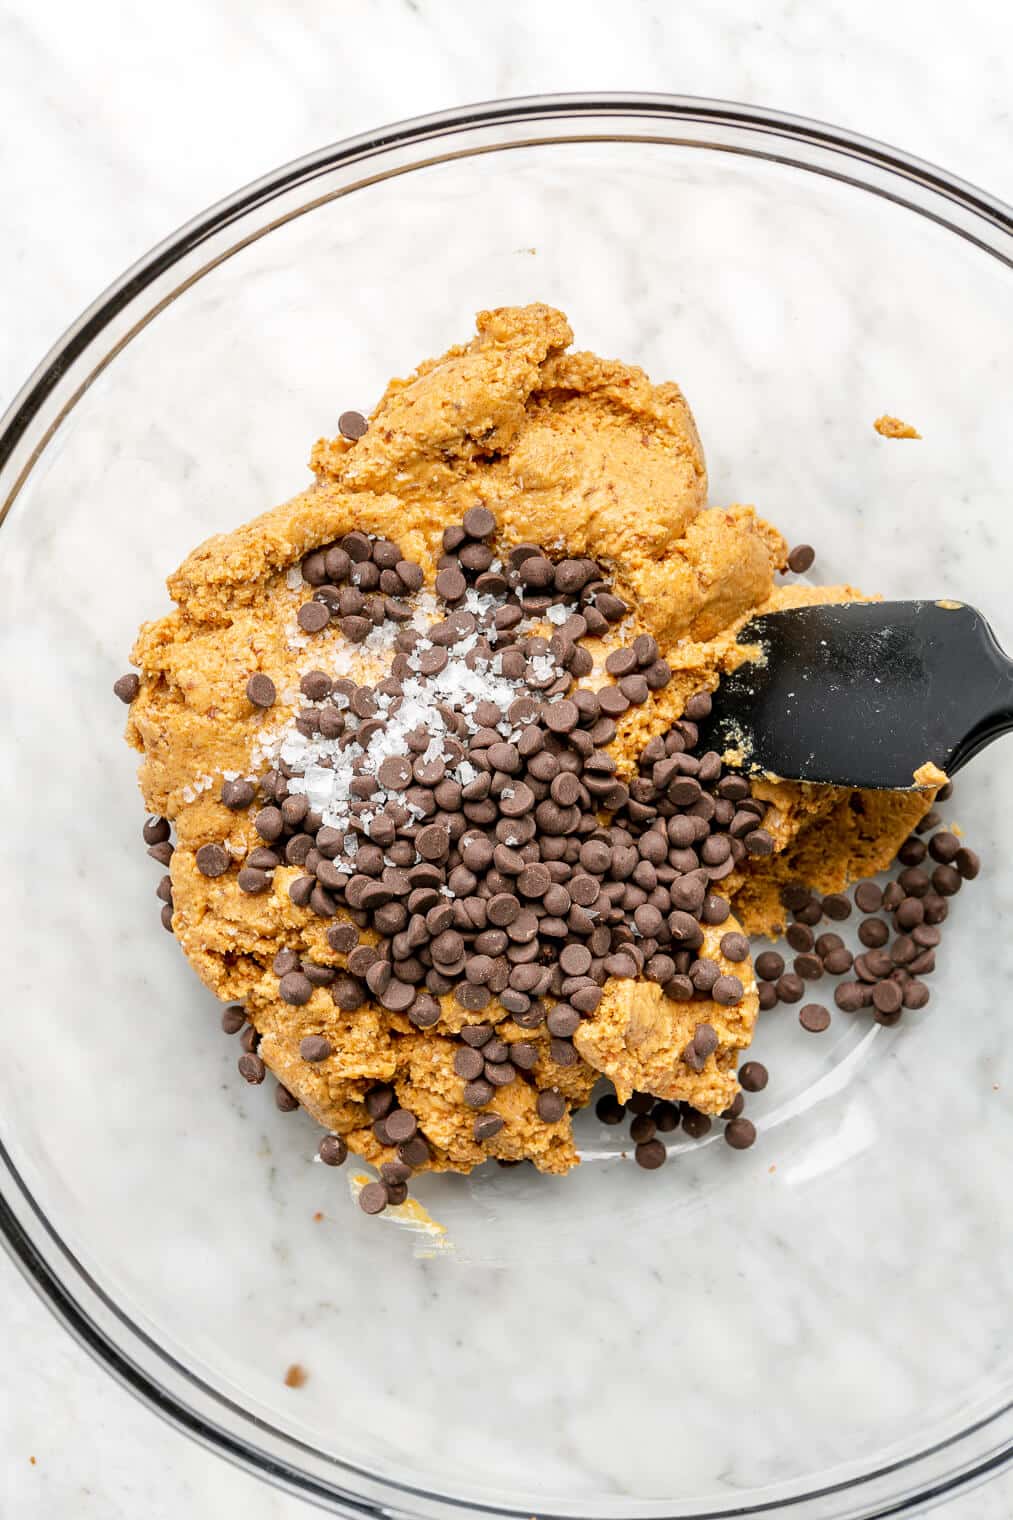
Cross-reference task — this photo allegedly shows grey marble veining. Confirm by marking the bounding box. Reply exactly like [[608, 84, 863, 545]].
[[3, 4, 1013, 1519]]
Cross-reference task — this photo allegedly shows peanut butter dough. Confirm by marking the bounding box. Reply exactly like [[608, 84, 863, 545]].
[[122, 305, 935, 1179]]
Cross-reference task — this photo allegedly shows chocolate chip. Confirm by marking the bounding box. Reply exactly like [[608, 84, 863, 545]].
[[537, 1089, 566, 1123], [435, 567, 467, 603], [297, 601, 330, 633], [221, 1005, 246, 1034], [143, 816, 170, 846], [596, 1094, 626, 1125], [872, 980, 902, 1016], [384, 1110, 418, 1143], [474, 1113, 504, 1142], [358, 1181, 388, 1214], [821, 892, 851, 921], [236, 1051, 265, 1085], [300, 1035, 331, 1062], [364, 1085, 395, 1119], [711, 975, 743, 1006], [854, 880, 883, 913], [931, 864, 962, 896], [454, 1046, 485, 1080], [113, 672, 140, 704], [398, 1135, 430, 1168], [462, 506, 496, 539], [787, 544, 815, 573], [799, 1002, 831, 1033], [338, 410, 368, 440], [279, 971, 313, 1006], [834, 981, 867, 1012], [858, 917, 889, 948], [319, 1133, 348, 1166], [955, 846, 980, 880], [635, 1138, 667, 1169], [237, 867, 271, 894], [903, 979, 930, 1009], [195, 843, 230, 878], [719, 932, 749, 962], [246, 673, 276, 708], [739, 1061, 768, 1092], [775, 973, 804, 1003], [681, 1106, 712, 1139], [724, 1117, 757, 1149], [755, 950, 785, 981], [463, 1079, 495, 1108]]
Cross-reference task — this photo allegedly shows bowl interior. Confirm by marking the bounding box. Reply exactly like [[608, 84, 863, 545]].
[[2, 132, 1012, 1517]]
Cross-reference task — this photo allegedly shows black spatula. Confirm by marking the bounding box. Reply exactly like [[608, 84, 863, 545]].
[[698, 600, 1013, 789]]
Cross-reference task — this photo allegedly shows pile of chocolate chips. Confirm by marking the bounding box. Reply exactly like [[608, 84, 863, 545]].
[[598, 777, 980, 1167], [119, 485, 980, 1216]]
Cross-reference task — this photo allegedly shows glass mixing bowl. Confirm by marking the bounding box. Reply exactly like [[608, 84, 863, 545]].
[[1, 95, 1011, 1520]]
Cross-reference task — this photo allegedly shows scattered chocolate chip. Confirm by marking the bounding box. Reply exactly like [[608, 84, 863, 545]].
[[113, 672, 140, 704], [319, 1133, 348, 1166], [724, 1117, 757, 1149], [799, 1003, 831, 1033], [238, 1052, 266, 1084], [635, 1138, 667, 1169], [738, 1061, 768, 1092], [358, 1181, 388, 1214], [787, 544, 815, 573]]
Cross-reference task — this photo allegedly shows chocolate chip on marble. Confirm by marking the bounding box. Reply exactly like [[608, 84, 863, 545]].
[[858, 917, 889, 948], [834, 981, 867, 1012], [755, 950, 785, 981], [238, 1052, 266, 1084], [319, 1133, 348, 1166], [634, 1138, 667, 1169], [799, 1002, 831, 1033], [358, 1181, 388, 1215], [724, 1117, 757, 1150], [596, 1093, 626, 1125], [738, 1061, 768, 1092], [787, 544, 815, 573], [680, 1107, 712, 1140], [221, 1005, 246, 1035], [954, 846, 980, 880]]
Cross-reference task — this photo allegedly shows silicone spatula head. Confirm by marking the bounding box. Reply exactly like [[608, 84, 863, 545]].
[[697, 600, 1013, 790]]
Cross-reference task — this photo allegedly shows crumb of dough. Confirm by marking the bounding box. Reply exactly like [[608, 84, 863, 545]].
[[284, 1364, 308, 1388], [874, 414, 921, 439], [121, 305, 939, 1179], [914, 761, 949, 790]]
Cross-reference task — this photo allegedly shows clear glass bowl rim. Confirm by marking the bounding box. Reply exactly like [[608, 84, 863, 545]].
[[1, 91, 1011, 1520]]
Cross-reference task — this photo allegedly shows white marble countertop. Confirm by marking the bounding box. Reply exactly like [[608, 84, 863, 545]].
[[3, 1, 1011, 1515]]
